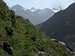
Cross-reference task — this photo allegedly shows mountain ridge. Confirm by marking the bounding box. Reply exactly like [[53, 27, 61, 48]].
[[11, 4, 54, 25], [38, 3, 75, 51]]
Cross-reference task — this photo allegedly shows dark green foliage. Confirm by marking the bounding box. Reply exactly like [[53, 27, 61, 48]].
[[9, 10, 16, 27], [2, 41, 13, 55], [0, 0, 74, 56], [5, 26, 13, 36]]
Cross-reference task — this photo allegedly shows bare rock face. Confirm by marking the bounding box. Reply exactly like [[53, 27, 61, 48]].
[[35, 51, 49, 56]]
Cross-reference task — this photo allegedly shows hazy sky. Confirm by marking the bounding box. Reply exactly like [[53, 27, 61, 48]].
[[4, 0, 75, 10]]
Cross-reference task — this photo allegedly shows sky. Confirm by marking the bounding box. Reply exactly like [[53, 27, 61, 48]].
[[4, 0, 75, 10]]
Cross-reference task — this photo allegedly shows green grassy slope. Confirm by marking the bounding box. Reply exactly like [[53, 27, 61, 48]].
[[0, 0, 74, 56]]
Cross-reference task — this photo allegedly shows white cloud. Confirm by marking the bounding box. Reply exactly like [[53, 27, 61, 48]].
[[3, 0, 75, 9]]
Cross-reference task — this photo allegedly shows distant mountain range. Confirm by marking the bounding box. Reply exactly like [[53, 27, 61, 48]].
[[38, 3, 75, 51], [11, 5, 54, 25]]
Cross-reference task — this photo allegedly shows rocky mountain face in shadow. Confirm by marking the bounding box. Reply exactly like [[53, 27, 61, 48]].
[[38, 3, 75, 51], [11, 5, 54, 25]]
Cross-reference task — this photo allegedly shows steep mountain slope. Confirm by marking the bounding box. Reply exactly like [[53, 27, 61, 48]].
[[38, 3, 75, 51], [11, 5, 32, 19], [0, 0, 74, 56], [11, 5, 54, 25]]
